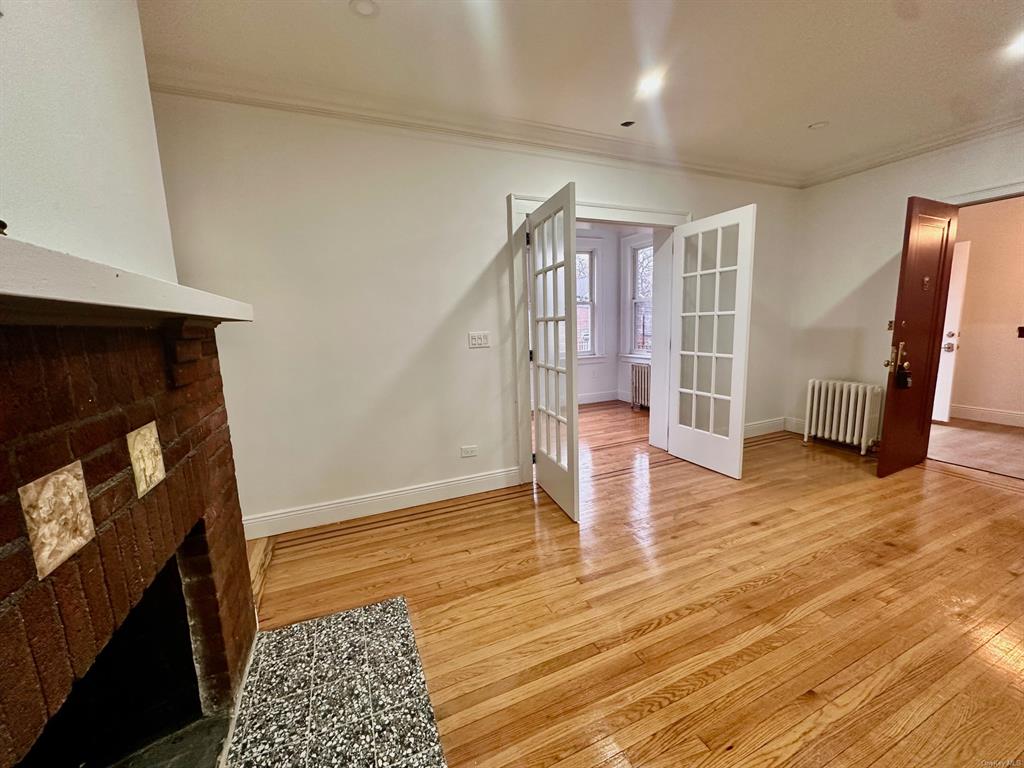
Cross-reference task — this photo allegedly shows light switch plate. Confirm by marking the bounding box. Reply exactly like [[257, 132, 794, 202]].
[[468, 332, 490, 349]]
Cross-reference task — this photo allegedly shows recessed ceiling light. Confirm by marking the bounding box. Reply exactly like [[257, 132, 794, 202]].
[[349, 0, 379, 18], [636, 69, 665, 99], [807, 121, 830, 130], [1005, 31, 1024, 59], [620, 120, 636, 127]]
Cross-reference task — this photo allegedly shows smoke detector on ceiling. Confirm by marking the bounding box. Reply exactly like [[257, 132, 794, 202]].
[[349, 0, 379, 18]]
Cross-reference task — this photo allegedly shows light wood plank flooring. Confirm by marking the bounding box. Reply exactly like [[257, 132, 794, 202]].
[[929, 417, 1024, 480], [258, 401, 1024, 767]]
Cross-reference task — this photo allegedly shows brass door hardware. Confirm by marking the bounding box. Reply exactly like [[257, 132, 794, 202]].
[[884, 341, 909, 370]]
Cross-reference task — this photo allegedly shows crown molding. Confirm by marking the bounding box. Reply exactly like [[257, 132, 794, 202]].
[[800, 115, 1024, 187], [150, 77, 1024, 191], [149, 78, 806, 188]]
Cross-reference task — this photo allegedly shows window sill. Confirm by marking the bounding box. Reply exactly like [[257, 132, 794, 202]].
[[577, 354, 610, 365], [620, 353, 652, 363]]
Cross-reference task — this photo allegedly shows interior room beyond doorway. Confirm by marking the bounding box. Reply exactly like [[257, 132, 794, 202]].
[[573, 221, 655, 407], [926, 195, 1024, 480]]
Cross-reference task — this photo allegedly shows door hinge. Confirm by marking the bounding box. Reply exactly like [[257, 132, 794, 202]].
[[529, 349, 534, 362], [525, 231, 531, 246], [532, 452, 536, 464]]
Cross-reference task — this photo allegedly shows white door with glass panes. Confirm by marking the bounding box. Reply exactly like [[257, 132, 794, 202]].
[[527, 183, 579, 522], [668, 205, 756, 479]]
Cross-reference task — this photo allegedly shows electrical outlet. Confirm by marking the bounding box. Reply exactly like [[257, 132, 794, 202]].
[[460, 445, 479, 458], [468, 332, 490, 349]]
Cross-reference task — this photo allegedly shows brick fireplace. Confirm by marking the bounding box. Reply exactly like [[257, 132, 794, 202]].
[[0, 320, 256, 767]]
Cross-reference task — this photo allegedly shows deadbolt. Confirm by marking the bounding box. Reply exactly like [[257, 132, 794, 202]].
[[946, 331, 956, 338]]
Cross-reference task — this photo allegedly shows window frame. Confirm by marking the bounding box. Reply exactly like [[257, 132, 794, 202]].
[[626, 239, 655, 357], [574, 247, 597, 356]]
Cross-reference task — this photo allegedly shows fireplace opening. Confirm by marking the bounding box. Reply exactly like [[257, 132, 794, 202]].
[[19, 555, 209, 767]]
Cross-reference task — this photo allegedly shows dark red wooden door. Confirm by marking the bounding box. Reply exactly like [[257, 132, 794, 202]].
[[877, 197, 958, 478]]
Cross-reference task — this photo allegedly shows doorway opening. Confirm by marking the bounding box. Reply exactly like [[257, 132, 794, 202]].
[[877, 189, 1023, 479], [926, 195, 1024, 479], [509, 186, 758, 522], [572, 221, 663, 498]]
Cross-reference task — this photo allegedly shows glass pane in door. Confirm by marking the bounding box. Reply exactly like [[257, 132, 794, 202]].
[[701, 229, 718, 271]]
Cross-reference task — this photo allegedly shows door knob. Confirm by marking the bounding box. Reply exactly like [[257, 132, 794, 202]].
[[943, 342, 955, 352]]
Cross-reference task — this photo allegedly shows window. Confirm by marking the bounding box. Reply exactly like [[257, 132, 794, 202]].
[[631, 245, 653, 354], [576, 251, 595, 355]]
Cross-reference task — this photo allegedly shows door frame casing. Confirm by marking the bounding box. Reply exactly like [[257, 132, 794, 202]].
[[930, 240, 970, 422], [877, 181, 1022, 475], [508, 195, 690, 483]]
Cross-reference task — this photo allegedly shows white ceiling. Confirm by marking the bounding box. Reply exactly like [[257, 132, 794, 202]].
[[139, 0, 1024, 187]]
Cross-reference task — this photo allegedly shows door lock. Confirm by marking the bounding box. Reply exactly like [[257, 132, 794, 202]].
[[943, 342, 955, 352], [946, 331, 956, 338], [884, 341, 908, 370], [885, 341, 912, 387]]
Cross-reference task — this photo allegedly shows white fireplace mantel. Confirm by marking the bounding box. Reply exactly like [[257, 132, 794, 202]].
[[0, 237, 253, 325]]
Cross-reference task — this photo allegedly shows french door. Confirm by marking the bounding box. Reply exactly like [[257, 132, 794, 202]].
[[667, 205, 757, 479], [527, 183, 579, 522]]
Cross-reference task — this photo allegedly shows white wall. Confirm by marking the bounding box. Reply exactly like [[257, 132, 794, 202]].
[[0, 0, 176, 282], [950, 196, 1024, 425], [787, 127, 1024, 429], [575, 226, 622, 404], [152, 93, 800, 534]]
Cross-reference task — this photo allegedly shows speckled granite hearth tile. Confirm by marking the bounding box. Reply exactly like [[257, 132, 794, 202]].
[[227, 597, 446, 768], [359, 597, 414, 635], [395, 744, 448, 768], [305, 717, 375, 768], [366, 652, 429, 714], [372, 695, 444, 767], [311, 609, 364, 646], [235, 738, 308, 768], [365, 622, 418, 666], [314, 629, 365, 674], [258, 621, 312, 658], [250, 650, 314, 700], [310, 672, 372, 729], [245, 689, 311, 751]]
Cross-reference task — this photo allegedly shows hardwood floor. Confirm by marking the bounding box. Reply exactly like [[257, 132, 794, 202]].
[[929, 417, 1024, 480], [245, 536, 275, 611], [258, 401, 1024, 767]]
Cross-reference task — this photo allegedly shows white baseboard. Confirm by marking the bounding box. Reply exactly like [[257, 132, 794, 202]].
[[617, 390, 632, 403], [744, 417, 786, 438], [949, 405, 1024, 428], [578, 390, 621, 405], [243, 466, 522, 539], [784, 417, 806, 435]]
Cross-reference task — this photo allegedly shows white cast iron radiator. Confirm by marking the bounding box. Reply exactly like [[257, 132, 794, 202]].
[[631, 363, 651, 409], [803, 379, 882, 455]]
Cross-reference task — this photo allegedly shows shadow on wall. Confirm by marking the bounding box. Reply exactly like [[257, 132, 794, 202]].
[[338, 239, 517, 485], [790, 251, 903, 411]]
